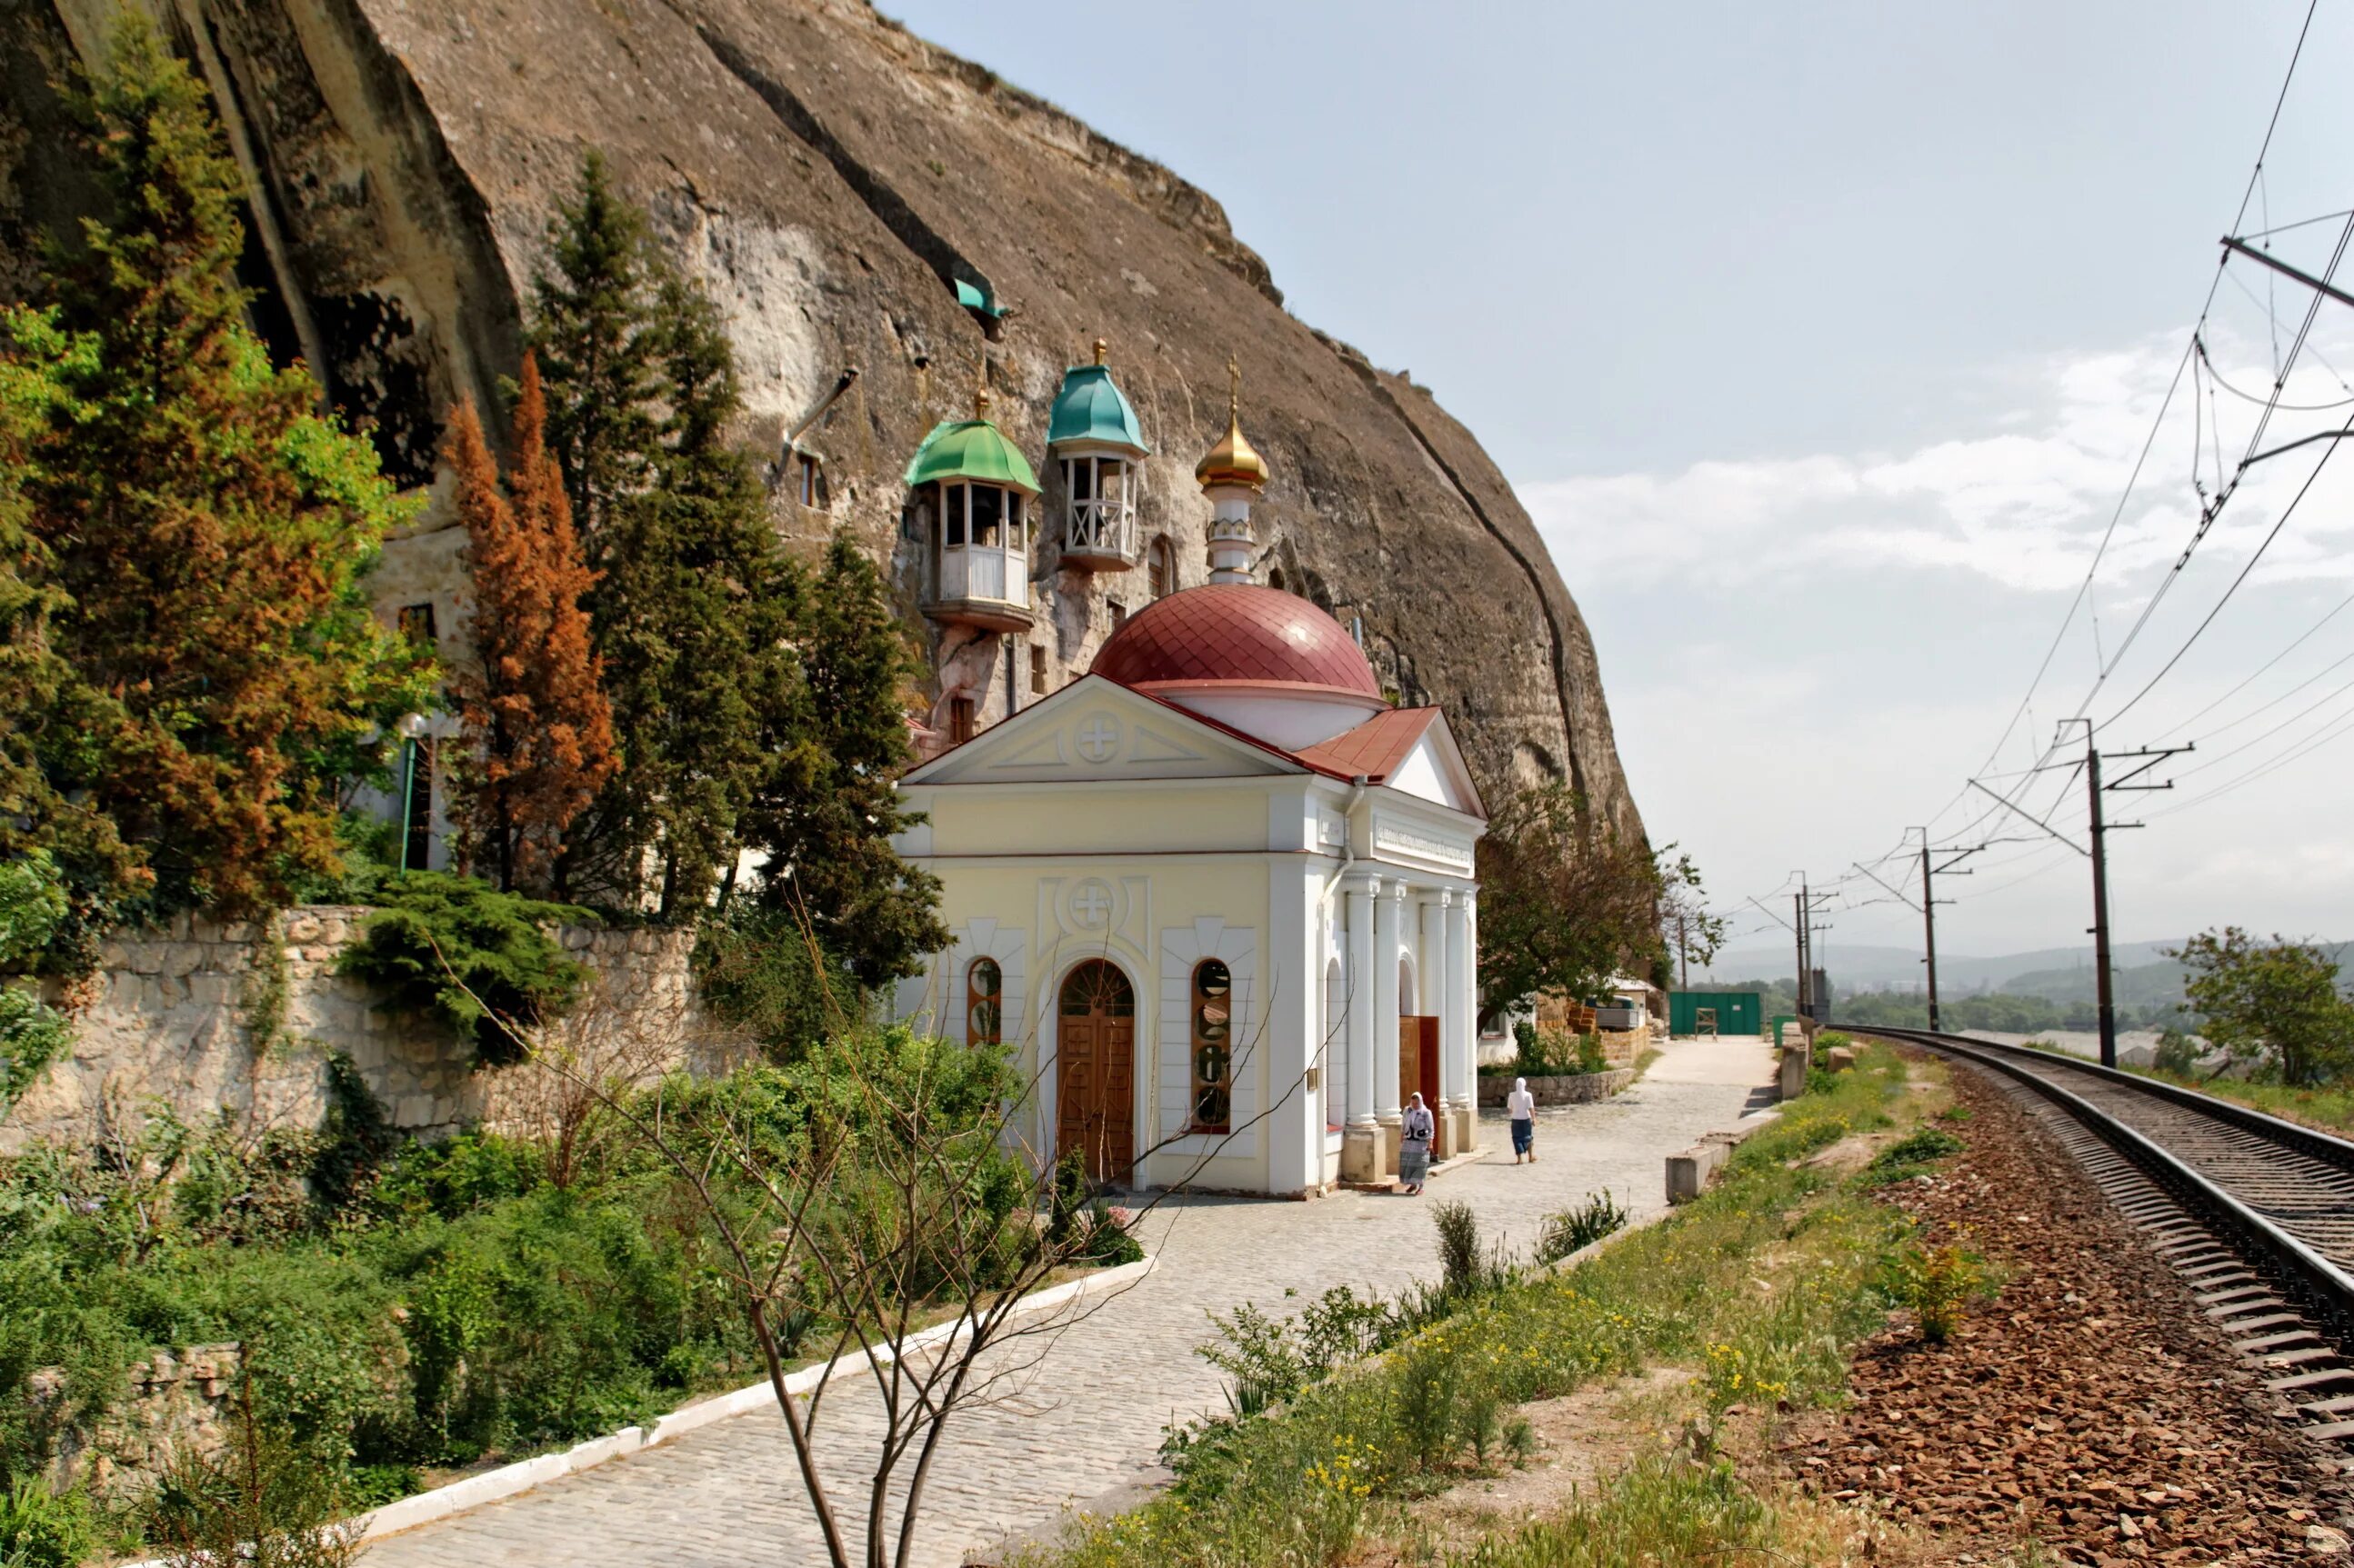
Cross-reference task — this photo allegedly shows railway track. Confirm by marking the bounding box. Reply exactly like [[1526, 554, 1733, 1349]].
[[1842, 1024, 2354, 1449]]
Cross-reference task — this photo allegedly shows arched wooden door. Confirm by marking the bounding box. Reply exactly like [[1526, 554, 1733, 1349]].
[[1057, 961, 1136, 1182]]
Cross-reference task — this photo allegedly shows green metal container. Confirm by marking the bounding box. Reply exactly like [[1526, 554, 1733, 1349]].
[[1668, 991, 1762, 1037]]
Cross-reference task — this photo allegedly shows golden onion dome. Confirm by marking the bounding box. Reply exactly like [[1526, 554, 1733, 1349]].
[[1195, 358, 1269, 492]]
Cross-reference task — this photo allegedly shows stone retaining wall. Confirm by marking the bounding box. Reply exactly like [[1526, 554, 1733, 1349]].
[[5, 907, 739, 1154], [1476, 1066, 1635, 1107]]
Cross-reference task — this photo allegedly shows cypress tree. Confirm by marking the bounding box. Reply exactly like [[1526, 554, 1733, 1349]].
[[530, 151, 659, 551], [744, 533, 945, 989], [445, 356, 616, 894], [27, 21, 428, 917], [530, 158, 797, 915]]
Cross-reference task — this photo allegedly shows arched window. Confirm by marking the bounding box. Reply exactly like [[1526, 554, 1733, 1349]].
[[967, 957, 1003, 1047], [1147, 535, 1176, 599], [1190, 959, 1233, 1134]]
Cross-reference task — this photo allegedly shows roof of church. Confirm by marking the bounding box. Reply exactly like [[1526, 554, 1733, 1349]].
[[1091, 584, 1380, 697], [1294, 705, 1439, 782]]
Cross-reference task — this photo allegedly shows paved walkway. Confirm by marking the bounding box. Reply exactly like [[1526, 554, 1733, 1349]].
[[365, 1034, 1776, 1568]]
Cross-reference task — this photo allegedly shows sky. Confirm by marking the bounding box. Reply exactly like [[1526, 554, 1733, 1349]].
[[885, 0, 2354, 972]]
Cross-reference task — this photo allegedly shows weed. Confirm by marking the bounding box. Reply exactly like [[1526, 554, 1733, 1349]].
[[1537, 1190, 1628, 1264], [1882, 1239, 1993, 1343], [1863, 1125, 1968, 1186]]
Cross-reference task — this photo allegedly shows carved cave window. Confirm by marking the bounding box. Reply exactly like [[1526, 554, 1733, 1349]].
[[1189, 958, 1233, 1134]]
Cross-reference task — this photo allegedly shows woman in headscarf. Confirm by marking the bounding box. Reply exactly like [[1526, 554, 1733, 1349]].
[[1507, 1076, 1537, 1164], [1399, 1092, 1436, 1194]]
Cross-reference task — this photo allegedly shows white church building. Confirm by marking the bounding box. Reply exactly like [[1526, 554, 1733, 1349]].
[[891, 368, 1488, 1197]]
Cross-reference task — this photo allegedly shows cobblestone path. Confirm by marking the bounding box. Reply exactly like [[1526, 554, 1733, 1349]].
[[364, 1036, 1775, 1568]]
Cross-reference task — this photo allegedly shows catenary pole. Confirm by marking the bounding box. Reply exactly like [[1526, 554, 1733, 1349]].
[[2086, 735, 2118, 1069], [1794, 888, 1809, 1021], [1920, 840, 1940, 1033]]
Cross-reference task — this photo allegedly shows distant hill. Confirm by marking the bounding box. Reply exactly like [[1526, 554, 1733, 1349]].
[[1698, 939, 2185, 994]]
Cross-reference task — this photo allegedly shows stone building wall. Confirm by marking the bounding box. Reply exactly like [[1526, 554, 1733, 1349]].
[[4, 907, 736, 1155]]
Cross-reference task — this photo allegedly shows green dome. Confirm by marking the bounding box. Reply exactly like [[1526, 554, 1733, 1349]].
[[904, 417, 1040, 493], [1047, 364, 1149, 454]]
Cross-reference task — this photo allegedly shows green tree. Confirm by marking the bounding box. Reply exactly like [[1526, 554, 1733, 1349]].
[[1474, 784, 1665, 1024], [2170, 927, 2354, 1086], [530, 151, 660, 547], [529, 156, 798, 914], [742, 534, 944, 991], [25, 21, 428, 918], [0, 306, 143, 972]]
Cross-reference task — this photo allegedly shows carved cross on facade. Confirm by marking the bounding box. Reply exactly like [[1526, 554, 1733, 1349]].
[[1076, 717, 1119, 763], [1072, 881, 1114, 927]]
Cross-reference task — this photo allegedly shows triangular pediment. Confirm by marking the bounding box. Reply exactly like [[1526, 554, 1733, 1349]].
[[904, 675, 1304, 785], [1385, 714, 1487, 817]]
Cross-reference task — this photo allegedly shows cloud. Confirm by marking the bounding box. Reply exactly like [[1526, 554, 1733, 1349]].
[[1516, 327, 2354, 595]]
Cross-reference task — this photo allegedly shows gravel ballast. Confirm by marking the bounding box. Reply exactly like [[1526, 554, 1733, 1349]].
[[1783, 1059, 2354, 1564]]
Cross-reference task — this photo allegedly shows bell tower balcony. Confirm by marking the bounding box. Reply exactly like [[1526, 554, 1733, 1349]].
[[1047, 345, 1151, 574], [1057, 450, 1139, 571], [925, 479, 1035, 634]]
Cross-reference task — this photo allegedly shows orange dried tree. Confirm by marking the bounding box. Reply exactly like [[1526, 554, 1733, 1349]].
[[444, 355, 616, 893]]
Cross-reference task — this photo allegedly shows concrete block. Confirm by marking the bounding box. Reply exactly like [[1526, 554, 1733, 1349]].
[[1666, 1141, 1728, 1203], [1778, 1044, 1809, 1101], [1825, 1046, 1856, 1074]]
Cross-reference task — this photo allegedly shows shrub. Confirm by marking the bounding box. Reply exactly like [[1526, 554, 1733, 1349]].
[[1077, 1204, 1143, 1268], [369, 1131, 545, 1222], [1855, 1115, 1968, 1177], [0, 852, 74, 1113], [692, 905, 852, 1063], [0, 1478, 95, 1568], [1427, 1201, 1512, 1306], [2154, 1027, 2202, 1075], [1538, 1190, 1628, 1264], [147, 1378, 360, 1568], [1881, 1239, 1992, 1343], [1572, 1030, 1608, 1075], [336, 872, 591, 1064]]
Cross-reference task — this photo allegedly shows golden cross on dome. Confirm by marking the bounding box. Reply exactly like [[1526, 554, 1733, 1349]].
[[1227, 355, 1240, 418], [972, 349, 991, 417]]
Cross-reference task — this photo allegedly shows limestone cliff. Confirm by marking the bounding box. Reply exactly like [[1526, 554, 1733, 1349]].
[[0, 0, 1645, 840]]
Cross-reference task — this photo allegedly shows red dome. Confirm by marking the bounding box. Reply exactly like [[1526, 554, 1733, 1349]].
[[1092, 584, 1380, 698]]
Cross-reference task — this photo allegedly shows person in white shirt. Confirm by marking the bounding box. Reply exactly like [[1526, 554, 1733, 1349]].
[[1507, 1076, 1537, 1164], [1398, 1093, 1437, 1194]]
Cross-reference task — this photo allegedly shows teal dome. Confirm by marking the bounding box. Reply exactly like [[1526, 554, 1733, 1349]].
[[1047, 363, 1149, 454], [904, 416, 1040, 493]]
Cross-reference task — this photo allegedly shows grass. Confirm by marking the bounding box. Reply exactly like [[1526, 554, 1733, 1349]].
[[1022, 1045, 1932, 1568], [2126, 1064, 2354, 1134]]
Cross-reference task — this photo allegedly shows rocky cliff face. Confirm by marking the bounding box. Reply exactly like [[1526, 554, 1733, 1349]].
[[1, 0, 1644, 840]]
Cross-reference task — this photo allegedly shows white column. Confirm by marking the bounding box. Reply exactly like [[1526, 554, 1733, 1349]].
[[1445, 890, 1474, 1151], [1417, 892, 1447, 1016], [1344, 876, 1377, 1128], [1268, 861, 1318, 1196], [1374, 882, 1405, 1145]]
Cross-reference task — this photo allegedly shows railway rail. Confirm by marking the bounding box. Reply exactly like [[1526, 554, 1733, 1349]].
[[1842, 1024, 2354, 1444]]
